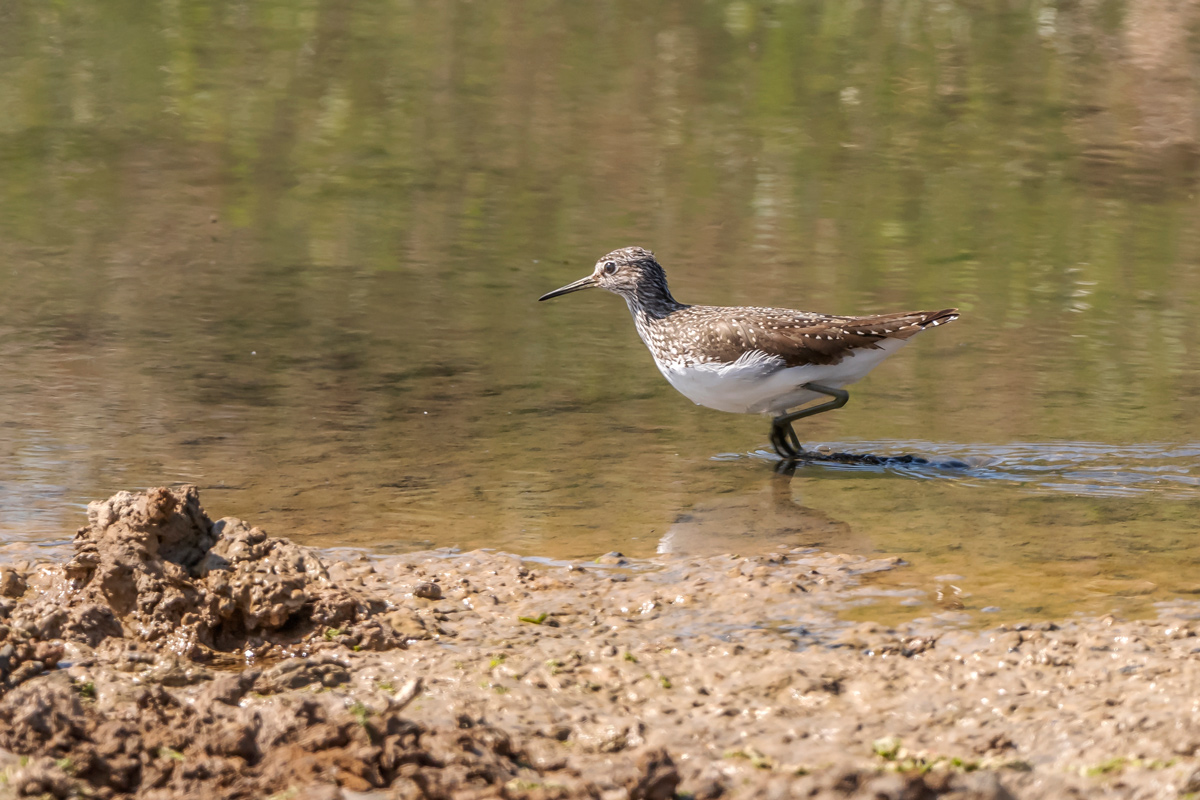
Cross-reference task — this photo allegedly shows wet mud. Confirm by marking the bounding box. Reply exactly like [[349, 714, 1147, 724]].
[[2, 487, 1200, 799]]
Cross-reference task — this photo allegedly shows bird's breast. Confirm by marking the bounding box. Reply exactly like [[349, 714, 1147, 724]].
[[650, 338, 912, 415], [653, 352, 788, 414]]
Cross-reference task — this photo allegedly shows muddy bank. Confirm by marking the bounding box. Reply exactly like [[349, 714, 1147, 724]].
[[2, 488, 1200, 799]]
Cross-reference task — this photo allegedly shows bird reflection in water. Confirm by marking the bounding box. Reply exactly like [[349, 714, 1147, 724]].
[[656, 472, 869, 558]]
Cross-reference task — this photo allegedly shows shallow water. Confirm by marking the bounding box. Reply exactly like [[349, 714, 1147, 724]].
[[1, 0, 1199, 622]]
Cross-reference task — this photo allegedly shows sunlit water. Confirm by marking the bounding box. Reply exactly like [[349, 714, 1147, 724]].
[[2, 0, 1199, 623]]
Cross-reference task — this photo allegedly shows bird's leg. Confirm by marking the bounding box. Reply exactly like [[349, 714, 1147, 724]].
[[769, 420, 800, 460], [768, 383, 850, 459]]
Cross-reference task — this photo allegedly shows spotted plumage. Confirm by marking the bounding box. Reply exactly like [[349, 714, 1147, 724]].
[[539, 246, 959, 454]]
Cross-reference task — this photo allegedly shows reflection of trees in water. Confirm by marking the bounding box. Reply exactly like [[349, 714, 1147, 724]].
[[0, 0, 1199, 545], [1122, 0, 1198, 174], [1059, 0, 1200, 191]]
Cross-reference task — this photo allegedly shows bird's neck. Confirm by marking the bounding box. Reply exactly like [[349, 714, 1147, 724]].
[[624, 282, 687, 325]]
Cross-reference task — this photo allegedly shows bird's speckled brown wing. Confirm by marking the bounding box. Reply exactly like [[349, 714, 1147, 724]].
[[678, 306, 959, 367]]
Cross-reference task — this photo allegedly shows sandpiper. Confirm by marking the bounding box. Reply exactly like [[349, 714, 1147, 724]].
[[539, 247, 959, 459]]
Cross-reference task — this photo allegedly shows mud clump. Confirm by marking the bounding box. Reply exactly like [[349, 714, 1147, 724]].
[[5, 486, 405, 660], [0, 668, 619, 800], [0, 633, 63, 692]]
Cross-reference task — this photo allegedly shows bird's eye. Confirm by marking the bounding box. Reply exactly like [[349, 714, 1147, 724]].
[[603, 261, 617, 275]]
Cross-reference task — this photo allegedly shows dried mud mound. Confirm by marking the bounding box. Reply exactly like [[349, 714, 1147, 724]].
[[0, 487, 673, 800], [5, 486, 405, 661]]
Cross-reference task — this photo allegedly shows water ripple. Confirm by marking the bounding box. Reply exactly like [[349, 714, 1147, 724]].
[[739, 441, 1200, 499]]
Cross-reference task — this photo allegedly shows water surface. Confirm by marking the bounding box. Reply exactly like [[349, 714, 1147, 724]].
[[2, 0, 1200, 622]]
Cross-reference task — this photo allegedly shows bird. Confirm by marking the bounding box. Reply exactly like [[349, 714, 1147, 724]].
[[538, 246, 959, 459]]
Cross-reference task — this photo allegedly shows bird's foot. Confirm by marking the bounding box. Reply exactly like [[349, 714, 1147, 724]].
[[768, 384, 849, 460], [769, 421, 804, 460]]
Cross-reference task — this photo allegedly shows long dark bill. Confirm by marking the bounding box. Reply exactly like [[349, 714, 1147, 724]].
[[538, 275, 597, 301]]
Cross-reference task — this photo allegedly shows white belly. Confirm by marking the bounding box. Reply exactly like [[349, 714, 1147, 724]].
[[654, 339, 909, 415]]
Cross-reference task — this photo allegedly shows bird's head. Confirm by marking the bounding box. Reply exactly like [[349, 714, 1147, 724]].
[[538, 247, 667, 302]]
